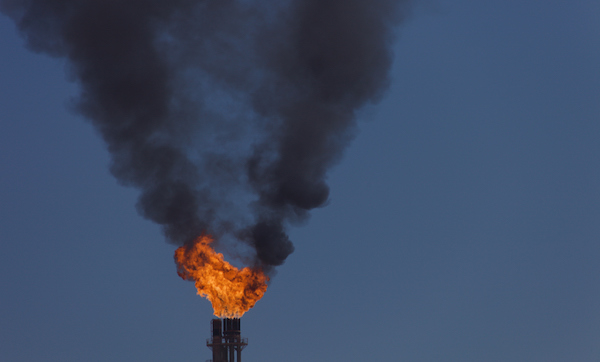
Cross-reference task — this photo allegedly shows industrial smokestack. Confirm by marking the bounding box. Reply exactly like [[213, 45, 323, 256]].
[[208, 318, 246, 362]]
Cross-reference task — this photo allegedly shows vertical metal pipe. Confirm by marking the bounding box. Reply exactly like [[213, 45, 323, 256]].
[[210, 318, 245, 362]]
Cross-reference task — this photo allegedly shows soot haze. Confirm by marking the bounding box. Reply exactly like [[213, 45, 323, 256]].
[[0, 0, 411, 269]]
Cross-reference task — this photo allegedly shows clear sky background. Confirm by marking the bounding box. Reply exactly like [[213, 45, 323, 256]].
[[1, 1, 599, 361]]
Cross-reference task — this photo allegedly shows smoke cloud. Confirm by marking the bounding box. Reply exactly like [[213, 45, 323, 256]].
[[1, 0, 411, 270]]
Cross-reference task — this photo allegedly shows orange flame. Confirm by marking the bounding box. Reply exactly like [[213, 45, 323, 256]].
[[174, 235, 268, 318]]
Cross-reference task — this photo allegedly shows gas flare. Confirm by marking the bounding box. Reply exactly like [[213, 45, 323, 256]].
[[174, 235, 269, 318]]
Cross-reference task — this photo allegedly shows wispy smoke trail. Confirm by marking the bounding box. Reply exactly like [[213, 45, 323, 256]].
[[1, 0, 411, 271]]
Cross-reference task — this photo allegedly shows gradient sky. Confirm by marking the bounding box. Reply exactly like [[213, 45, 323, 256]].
[[1, 1, 599, 361]]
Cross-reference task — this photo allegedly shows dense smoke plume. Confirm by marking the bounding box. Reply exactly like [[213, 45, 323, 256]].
[[1, 0, 411, 270]]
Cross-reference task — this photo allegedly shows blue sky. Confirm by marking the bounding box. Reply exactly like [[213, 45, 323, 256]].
[[1, 1, 599, 361]]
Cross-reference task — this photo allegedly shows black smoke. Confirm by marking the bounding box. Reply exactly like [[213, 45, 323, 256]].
[[1, 0, 411, 270]]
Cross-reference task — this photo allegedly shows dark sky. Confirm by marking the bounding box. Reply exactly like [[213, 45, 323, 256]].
[[1, 1, 599, 361]]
